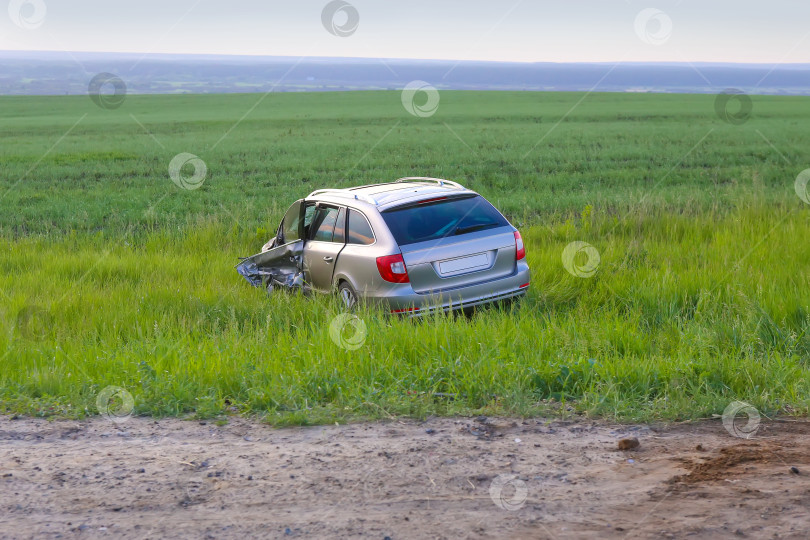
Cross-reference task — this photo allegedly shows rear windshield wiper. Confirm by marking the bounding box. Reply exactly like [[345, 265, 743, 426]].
[[454, 222, 499, 235]]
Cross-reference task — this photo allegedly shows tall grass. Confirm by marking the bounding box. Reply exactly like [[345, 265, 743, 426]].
[[2, 91, 809, 423], [1, 202, 808, 423], [2, 91, 808, 235]]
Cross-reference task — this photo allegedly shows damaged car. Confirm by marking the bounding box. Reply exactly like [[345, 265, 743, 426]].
[[237, 177, 530, 315]]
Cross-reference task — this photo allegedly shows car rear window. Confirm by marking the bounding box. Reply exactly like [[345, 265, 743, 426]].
[[347, 209, 374, 245], [381, 195, 509, 246]]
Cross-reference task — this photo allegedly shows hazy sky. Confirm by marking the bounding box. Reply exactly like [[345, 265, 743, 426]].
[[2, 0, 809, 63]]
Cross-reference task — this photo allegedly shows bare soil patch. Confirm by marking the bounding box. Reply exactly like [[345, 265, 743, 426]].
[[0, 416, 808, 539]]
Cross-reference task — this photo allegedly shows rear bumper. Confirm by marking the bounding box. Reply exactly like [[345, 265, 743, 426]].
[[366, 261, 530, 316]]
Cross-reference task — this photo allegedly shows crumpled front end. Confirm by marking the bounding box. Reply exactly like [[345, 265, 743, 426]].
[[236, 240, 306, 291], [236, 259, 304, 289]]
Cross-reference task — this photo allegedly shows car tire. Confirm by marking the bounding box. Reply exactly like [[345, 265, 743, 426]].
[[338, 282, 358, 310]]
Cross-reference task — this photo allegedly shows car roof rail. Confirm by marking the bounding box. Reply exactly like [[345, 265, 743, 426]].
[[395, 177, 465, 189], [308, 188, 378, 206]]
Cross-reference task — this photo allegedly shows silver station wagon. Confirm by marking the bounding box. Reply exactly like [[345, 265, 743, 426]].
[[237, 178, 530, 315]]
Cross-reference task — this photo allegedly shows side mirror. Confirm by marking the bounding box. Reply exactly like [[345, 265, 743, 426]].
[[261, 238, 276, 252], [277, 222, 286, 243], [261, 224, 283, 252]]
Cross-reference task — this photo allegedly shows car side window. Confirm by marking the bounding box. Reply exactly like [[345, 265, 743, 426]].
[[333, 207, 347, 244], [301, 203, 316, 239], [279, 200, 303, 244], [347, 209, 375, 245], [310, 205, 340, 242]]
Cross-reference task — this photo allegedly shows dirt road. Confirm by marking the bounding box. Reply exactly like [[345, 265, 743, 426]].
[[1, 415, 808, 539]]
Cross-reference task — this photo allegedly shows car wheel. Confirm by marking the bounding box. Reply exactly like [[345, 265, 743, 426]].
[[338, 282, 358, 310]]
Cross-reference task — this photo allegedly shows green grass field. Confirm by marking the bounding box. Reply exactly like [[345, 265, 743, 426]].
[[1, 91, 810, 424]]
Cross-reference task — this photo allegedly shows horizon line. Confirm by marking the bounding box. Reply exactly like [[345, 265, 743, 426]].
[[1, 49, 809, 67]]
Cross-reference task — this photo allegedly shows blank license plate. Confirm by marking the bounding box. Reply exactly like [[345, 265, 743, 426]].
[[438, 253, 489, 275]]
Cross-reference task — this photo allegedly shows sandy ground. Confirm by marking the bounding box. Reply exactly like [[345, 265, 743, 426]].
[[0, 415, 808, 539]]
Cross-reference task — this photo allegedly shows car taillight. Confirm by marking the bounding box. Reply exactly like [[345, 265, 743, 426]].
[[376, 254, 410, 283], [514, 231, 525, 260]]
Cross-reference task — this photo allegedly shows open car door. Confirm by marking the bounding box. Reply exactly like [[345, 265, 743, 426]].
[[236, 199, 307, 290]]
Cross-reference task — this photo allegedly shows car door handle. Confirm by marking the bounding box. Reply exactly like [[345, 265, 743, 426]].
[[323, 256, 334, 263]]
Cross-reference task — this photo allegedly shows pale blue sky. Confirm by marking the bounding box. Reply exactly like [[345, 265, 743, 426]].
[[2, 0, 808, 63]]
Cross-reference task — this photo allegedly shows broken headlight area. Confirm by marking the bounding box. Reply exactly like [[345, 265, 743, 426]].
[[236, 258, 306, 291], [236, 238, 308, 293]]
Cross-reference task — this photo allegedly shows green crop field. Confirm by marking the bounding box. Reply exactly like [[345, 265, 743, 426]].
[[1, 90, 810, 424]]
